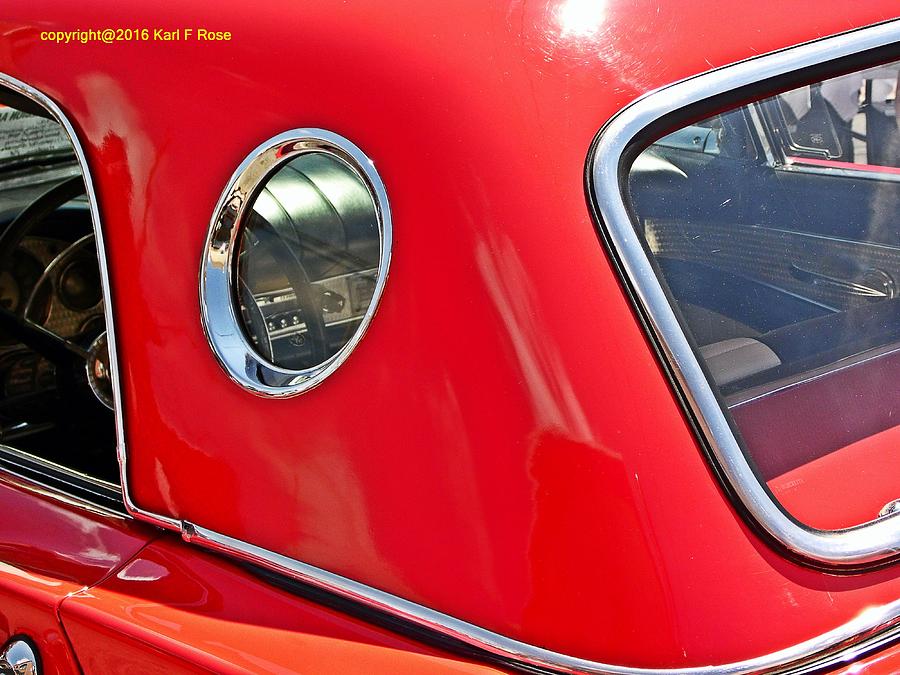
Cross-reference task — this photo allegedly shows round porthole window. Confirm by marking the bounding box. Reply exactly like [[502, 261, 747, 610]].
[[200, 130, 391, 396]]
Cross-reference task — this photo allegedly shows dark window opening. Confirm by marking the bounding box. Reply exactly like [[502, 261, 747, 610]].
[[0, 87, 117, 488]]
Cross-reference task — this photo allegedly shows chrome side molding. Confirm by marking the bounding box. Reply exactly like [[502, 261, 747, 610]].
[[183, 521, 900, 675]]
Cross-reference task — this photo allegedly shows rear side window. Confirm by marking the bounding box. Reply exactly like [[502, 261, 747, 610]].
[[628, 60, 900, 533], [591, 25, 900, 567]]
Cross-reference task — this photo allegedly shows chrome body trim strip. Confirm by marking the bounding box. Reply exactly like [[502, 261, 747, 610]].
[[184, 522, 900, 675], [588, 20, 900, 566], [4, 25, 900, 675], [199, 130, 392, 397], [0, 443, 118, 492]]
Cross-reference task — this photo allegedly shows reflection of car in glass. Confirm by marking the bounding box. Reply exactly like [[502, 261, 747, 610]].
[[1, 4, 900, 675]]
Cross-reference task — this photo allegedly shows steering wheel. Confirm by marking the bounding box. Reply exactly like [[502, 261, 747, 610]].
[[0, 176, 113, 413], [240, 212, 329, 368]]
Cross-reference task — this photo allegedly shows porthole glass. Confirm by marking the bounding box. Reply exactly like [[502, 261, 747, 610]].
[[201, 130, 391, 397], [236, 152, 380, 370]]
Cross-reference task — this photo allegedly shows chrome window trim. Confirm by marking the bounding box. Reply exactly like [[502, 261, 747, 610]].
[[199, 130, 392, 397], [183, 521, 900, 675], [588, 19, 900, 566]]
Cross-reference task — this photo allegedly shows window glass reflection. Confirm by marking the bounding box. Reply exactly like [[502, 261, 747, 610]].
[[627, 58, 900, 530]]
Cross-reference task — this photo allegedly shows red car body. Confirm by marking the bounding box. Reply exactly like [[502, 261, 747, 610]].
[[0, 1, 899, 673]]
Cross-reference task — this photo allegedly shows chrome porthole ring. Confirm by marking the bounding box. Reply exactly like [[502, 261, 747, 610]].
[[200, 129, 392, 397]]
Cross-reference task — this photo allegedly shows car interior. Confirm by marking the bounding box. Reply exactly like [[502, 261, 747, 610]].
[[0, 91, 117, 488], [630, 65, 900, 392], [627, 60, 900, 527], [236, 151, 380, 371]]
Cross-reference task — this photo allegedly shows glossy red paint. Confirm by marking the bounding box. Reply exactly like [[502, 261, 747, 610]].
[[1, 1, 899, 670], [0, 474, 154, 674], [60, 535, 504, 674]]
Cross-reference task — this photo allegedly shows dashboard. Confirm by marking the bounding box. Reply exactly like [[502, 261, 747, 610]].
[[242, 267, 378, 369], [0, 232, 104, 405]]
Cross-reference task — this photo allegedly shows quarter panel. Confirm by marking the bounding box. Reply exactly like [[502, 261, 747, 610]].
[[0, 475, 155, 675], [60, 536, 505, 675]]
